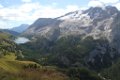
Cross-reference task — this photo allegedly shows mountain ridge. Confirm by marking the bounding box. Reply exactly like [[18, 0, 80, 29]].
[[11, 24, 29, 33], [22, 6, 119, 41], [16, 6, 120, 80], [21, 6, 120, 70]]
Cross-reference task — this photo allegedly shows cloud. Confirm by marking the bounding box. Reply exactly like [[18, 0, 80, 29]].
[[66, 5, 79, 12], [31, 5, 79, 19], [1, 0, 119, 29], [0, 3, 79, 20], [0, 2, 80, 28], [21, 0, 32, 3], [99, 0, 119, 4], [88, 0, 120, 10], [113, 2, 120, 10], [88, 0, 104, 7]]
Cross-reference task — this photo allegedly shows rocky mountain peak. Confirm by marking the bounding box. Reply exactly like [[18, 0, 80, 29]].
[[58, 6, 118, 21], [23, 6, 120, 41], [105, 6, 119, 15], [83, 6, 118, 20]]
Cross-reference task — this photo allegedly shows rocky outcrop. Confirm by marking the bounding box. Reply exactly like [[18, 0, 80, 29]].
[[22, 6, 120, 70]]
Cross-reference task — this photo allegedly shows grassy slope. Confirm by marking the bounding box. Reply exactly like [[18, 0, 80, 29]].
[[0, 53, 37, 72], [0, 32, 69, 80], [0, 53, 69, 80]]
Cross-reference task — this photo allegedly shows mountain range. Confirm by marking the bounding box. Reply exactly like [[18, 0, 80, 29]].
[[0, 6, 120, 80], [11, 24, 29, 33], [23, 6, 119, 41], [21, 6, 120, 79]]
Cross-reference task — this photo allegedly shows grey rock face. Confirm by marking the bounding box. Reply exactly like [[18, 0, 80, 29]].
[[23, 6, 119, 41], [23, 18, 61, 40], [22, 6, 120, 70]]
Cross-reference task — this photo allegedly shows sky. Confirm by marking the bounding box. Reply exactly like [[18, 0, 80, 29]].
[[0, 0, 120, 29]]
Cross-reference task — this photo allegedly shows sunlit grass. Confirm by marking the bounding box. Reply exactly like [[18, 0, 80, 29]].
[[0, 53, 69, 80]]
